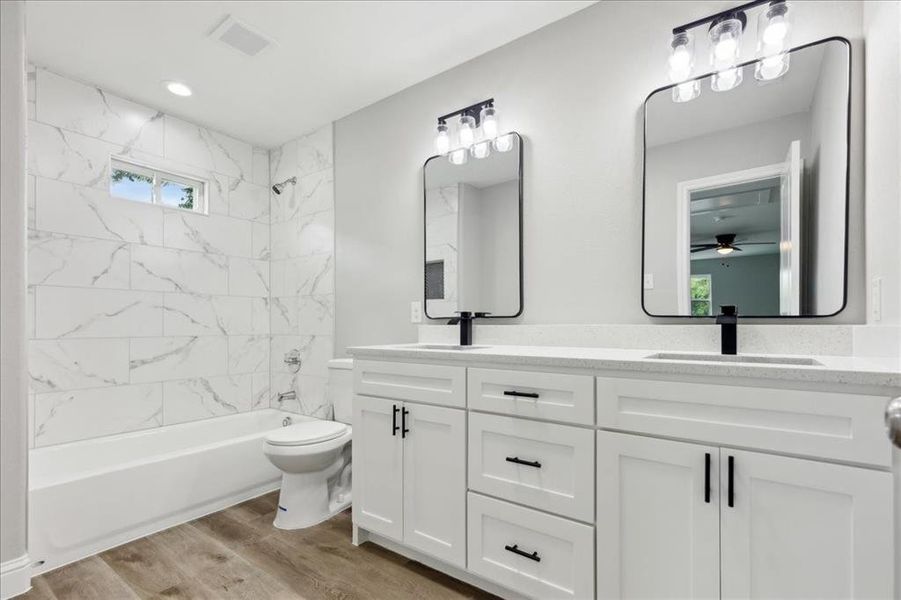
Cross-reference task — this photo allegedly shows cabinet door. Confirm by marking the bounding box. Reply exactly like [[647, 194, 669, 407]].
[[721, 449, 894, 599], [402, 403, 466, 567], [597, 431, 720, 599], [352, 395, 403, 541]]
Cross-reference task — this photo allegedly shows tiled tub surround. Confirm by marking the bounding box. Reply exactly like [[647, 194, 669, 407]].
[[27, 67, 273, 448], [268, 125, 336, 418]]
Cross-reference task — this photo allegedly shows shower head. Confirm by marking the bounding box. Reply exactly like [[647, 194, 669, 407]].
[[272, 176, 297, 195]]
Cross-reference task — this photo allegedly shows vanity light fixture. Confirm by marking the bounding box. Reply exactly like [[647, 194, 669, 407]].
[[432, 98, 503, 165], [667, 1, 795, 101]]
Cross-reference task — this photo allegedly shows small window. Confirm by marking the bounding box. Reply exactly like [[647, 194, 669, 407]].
[[425, 260, 445, 300], [111, 158, 206, 213], [691, 274, 712, 316]]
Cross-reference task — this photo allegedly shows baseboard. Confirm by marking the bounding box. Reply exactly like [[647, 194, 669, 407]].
[[0, 554, 31, 600]]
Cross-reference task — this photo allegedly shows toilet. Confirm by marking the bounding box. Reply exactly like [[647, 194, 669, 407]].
[[264, 358, 354, 530]]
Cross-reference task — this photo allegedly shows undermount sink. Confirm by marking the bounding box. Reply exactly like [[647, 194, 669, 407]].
[[646, 352, 822, 366], [408, 344, 490, 351]]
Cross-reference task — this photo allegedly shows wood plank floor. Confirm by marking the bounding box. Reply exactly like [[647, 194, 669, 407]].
[[22, 492, 498, 600]]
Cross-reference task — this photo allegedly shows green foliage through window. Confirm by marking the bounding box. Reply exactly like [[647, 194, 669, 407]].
[[690, 274, 712, 316]]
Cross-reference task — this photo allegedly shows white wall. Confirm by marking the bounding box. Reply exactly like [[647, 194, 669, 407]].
[[1, 0, 30, 591], [26, 68, 272, 447], [268, 125, 335, 417], [334, 1, 868, 355]]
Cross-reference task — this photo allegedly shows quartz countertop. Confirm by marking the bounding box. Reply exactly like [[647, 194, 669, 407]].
[[346, 344, 901, 390]]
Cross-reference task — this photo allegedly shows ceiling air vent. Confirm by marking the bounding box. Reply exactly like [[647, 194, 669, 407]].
[[210, 16, 273, 57]]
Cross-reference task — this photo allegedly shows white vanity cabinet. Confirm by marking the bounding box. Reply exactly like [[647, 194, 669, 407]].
[[350, 350, 899, 600], [352, 361, 467, 568], [596, 377, 895, 600]]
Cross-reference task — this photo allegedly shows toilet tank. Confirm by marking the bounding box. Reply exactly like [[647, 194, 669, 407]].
[[326, 358, 354, 424]]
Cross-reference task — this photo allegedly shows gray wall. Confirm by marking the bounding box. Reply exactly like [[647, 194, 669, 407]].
[[691, 254, 780, 315], [1, 0, 29, 576], [333, 1, 867, 355]]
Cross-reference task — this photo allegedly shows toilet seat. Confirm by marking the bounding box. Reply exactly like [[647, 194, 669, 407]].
[[266, 421, 348, 447]]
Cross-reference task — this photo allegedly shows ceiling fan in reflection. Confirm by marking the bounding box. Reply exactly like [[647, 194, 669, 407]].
[[691, 233, 776, 255]]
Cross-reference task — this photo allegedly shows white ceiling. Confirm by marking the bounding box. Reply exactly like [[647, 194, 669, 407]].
[[25, 1, 594, 148]]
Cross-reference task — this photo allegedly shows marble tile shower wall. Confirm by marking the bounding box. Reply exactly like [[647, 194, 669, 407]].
[[26, 67, 273, 447], [268, 125, 335, 418]]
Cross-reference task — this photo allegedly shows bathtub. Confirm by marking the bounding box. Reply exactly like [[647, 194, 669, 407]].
[[29, 409, 305, 574]]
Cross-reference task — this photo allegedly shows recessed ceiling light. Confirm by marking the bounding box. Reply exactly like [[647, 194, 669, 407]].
[[164, 81, 192, 97]]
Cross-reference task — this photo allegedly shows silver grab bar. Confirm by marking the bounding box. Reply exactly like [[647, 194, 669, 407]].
[[886, 397, 901, 449]]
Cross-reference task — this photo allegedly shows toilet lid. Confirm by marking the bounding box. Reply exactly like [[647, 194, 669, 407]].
[[266, 421, 348, 446]]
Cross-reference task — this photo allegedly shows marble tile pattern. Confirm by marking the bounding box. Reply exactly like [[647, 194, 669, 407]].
[[27, 67, 272, 447], [268, 124, 336, 418]]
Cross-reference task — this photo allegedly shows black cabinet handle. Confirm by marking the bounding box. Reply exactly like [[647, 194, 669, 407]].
[[704, 452, 711, 503], [392, 404, 399, 436], [505, 456, 542, 468], [727, 455, 734, 508], [504, 544, 541, 562], [503, 390, 540, 399], [401, 407, 410, 438]]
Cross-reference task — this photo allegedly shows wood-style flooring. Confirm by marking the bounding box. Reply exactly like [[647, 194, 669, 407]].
[[22, 492, 497, 600]]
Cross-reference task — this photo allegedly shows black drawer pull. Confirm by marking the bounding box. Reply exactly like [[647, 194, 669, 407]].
[[504, 544, 541, 562], [401, 407, 410, 438], [392, 404, 400, 436], [503, 390, 540, 399], [728, 455, 734, 508], [506, 456, 541, 468]]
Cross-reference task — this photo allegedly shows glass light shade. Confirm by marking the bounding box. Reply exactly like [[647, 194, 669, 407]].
[[755, 52, 790, 81], [434, 122, 450, 155], [672, 80, 700, 103], [711, 66, 743, 92], [668, 32, 695, 83], [471, 140, 492, 159], [757, 2, 791, 55], [448, 148, 468, 165], [493, 133, 514, 152], [458, 115, 476, 147], [717, 246, 735, 255], [709, 17, 743, 69], [480, 106, 498, 138]]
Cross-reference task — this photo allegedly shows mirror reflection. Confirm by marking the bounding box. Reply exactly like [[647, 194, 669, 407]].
[[643, 39, 850, 317], [424, 133, 522, 319]]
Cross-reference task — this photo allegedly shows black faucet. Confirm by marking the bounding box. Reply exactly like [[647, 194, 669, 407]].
[[447, 311, 489, 346], [716, 305, 738, 355]]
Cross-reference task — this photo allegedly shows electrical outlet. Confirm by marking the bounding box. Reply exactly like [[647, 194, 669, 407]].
[[410, 300, 423, 323], [871, 277, 883, 322], [643, 273, 655, 290]]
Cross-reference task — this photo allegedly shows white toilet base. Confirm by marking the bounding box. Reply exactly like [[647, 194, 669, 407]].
[[272, 466, 352, 530]]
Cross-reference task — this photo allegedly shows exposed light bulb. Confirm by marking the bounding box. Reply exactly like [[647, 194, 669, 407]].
[[471, 140, 492, 159], [458, 115, 476, 147], [480, 106, 498, 139], [757, 2, 791, 55], [717, 246, 735, 255], [711, 66, 743, 92], [493, 133, 514, 153], [668, 32, 694, 83], [755, 53, 790, 81], [708, 17, 743, 69], [672, 80, 700, 103], [434, 122, 450, 155], [448, 148, 468, 166]]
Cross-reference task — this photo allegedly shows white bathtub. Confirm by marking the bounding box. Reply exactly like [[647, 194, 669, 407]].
[[29, 409, 305, 574]]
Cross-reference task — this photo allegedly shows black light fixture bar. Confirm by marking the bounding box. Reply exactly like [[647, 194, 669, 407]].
[[672, 0, 770, 34], [437, 98, 494, 126]]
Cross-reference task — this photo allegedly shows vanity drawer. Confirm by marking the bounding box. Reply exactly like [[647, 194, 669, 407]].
[[467, 492, 594, 600], [468, 412, 594, 522], [596, 377, 892, 467], [354, 360, 465, 408], [468, 368, 594, 425]]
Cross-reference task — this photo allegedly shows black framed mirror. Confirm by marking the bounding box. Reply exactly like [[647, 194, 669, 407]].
[[642, 37, 851, 318], [423, 132, 523, 320]]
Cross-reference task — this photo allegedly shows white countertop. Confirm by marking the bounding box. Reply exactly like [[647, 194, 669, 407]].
[[347, 344, 901, 390]]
